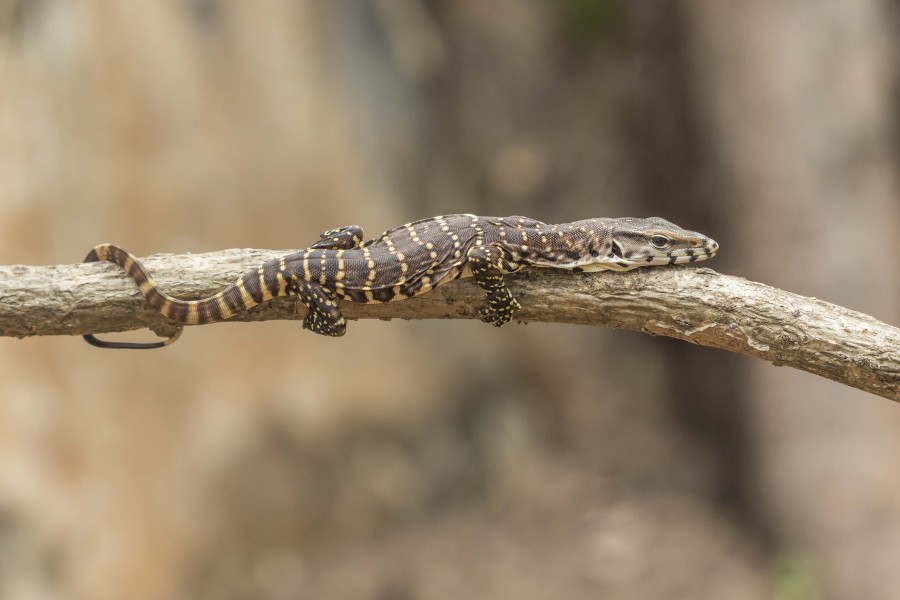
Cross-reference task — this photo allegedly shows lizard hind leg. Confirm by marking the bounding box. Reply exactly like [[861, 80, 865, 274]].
[[294, 281, 347, 337], [466, 245, 522, 327], [310, 225, 365, 250]]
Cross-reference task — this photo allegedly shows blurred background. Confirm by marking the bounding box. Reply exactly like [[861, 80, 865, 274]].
[[1, 1, 899, 599]]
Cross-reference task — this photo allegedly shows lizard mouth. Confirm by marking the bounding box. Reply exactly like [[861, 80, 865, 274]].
[[610, 238, 718, 265], [668, 245, 717, 263]]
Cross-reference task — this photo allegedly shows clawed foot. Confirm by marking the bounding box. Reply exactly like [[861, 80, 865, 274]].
[[311, 225, 365, 250], [479, 296, 521, 327], [302, 312, 347, 337]]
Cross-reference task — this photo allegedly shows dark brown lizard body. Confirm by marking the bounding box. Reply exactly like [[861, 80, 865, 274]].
[[83, 214, 718, 348]]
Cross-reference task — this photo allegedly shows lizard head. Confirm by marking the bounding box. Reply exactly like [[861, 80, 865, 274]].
[[574, 217, 719, 272]]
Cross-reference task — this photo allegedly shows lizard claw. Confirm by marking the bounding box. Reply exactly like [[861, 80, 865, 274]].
[[479, 296, 521, 327]]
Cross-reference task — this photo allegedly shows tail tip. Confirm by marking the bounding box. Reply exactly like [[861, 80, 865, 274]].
[[84, 243, 112, 263]]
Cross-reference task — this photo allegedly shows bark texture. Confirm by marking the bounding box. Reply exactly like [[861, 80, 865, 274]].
[[2, 250, 897, 401]]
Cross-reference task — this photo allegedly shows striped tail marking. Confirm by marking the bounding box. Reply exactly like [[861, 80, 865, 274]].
[[83, 244, 267, 348]]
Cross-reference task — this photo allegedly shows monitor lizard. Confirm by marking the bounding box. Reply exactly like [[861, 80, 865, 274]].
[[82, 214, 718, 348]]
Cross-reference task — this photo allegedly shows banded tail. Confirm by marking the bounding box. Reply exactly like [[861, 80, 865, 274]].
[[83, 244, 264, 349]]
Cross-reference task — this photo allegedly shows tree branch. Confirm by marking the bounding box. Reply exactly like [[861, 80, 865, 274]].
[[1, 249, 897, 400]]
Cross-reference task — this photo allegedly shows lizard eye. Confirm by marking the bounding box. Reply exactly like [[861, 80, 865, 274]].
[[649, 235, 670, 249]]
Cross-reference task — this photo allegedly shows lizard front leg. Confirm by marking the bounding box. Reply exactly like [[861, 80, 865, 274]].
[[292, 280, 347, 337], [310, 225, 365, 250], [466, 244, 522, 327]]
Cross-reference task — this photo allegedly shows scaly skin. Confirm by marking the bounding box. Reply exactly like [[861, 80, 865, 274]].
[[82, 214, 718, 348]]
